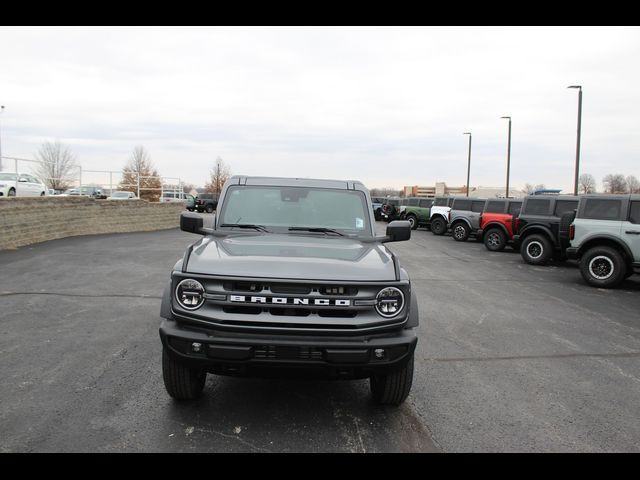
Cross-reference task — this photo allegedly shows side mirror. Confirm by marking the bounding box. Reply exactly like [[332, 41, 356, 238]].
[[384, 220, 411, 242], [180, 212, 205, 235]]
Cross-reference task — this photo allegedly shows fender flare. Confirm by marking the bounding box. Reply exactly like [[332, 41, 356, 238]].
[[450, 217, 472, 230], [519, 225, 557, 246], [405, 292, 419, 328], [160, 281, 173, 319], [576, 234, 635, 261], [482, 221, 509, 236]]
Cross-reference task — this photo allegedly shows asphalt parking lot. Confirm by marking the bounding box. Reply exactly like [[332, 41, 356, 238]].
[[1, 216, 639, 452]]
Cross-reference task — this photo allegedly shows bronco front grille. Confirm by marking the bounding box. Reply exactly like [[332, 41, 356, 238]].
[[254, 345, 323, 361], [173, 276, 409, 333]]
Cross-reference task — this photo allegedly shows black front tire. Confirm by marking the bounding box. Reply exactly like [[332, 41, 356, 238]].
[[205, 204, 214, 214], [431, 217, 446, 235], [370, 355, 414, 406], [520, 234, 553, 265], [451, 222, 470, 242], [484, 228, 507, 252], [162, 349, 206, 400], [374, 209, 382, 221], [8, 188, 16, 197], [406, 214, 419, 230], [579, 246, 627, 288]]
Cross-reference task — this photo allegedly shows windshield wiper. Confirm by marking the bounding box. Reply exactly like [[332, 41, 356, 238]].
[[288, 227, 345, 236], [219, 223, 270, 232]]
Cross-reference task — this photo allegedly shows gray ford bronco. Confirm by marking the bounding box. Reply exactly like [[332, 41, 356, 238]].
[[448, 197, 488, 242], [159, 176, 418, 405], [567, 194, 640, 288]]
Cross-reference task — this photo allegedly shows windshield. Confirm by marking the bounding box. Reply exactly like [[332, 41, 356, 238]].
[[0, 173, 17, 181], [218, 186, 371, 235]]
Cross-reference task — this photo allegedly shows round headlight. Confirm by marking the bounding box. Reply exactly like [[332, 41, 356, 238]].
[[175, 279, 205, 310], [375, 287, 405, 318]]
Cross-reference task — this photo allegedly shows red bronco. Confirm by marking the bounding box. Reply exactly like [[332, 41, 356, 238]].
[[478, 198, 523, 252]]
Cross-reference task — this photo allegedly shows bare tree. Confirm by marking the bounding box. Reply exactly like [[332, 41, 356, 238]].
[[522, 183, 535, 195], [33, 140, 78, 190], [578, 173, 597, 194], [522, 183, 547, 195], [626, 175, 640, 194], [205, 156, 231, 195], [119, 145, 162, 202], [602, 174, 628, 194]]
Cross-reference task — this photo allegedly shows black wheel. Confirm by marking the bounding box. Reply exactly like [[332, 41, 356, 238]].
[[484, 227, 507, 252], [451, 222, 470, 242], [187, 208, 194, 212], [579, 246, 627, 288], [374, 209, 382, 221], [520, 234, 553, 265], [406, 214, 419, 230], [162, 349, 206, 400], [205, 204, 214, 214], [8, 188, 16, 197], [370, 355, 414, 406], [431, 217, 446, 235], [196, 208, 204, 213], [40, 191, 45, 196]]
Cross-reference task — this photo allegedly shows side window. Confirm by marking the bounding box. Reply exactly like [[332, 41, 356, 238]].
[[434, 198, 447, 206], [582, 199, 622, 221], [418, 199, 432, 208], [408, 198, 419, 206], [629, 202, 640, 224], [453, 199, 472, 211], [508, 202, 522, 216], [523, 199, 550, 215], [485, 201, 505, 213], [471, 200, 486, 213], [554, 200, 578, 216]]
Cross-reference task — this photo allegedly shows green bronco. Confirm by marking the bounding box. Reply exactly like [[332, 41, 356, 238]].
[[398, 197, 435, 230]]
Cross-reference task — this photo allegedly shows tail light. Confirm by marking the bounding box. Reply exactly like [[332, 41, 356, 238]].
[[569, 223, 575, 240]]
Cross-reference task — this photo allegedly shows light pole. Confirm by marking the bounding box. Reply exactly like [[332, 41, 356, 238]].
[[463, 132, 472, 196], [0, 105, 5, 172], [501, 116, 512, 198], [568, 85, 582, 196]]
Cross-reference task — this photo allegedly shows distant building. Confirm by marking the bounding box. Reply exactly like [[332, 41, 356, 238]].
[[470, 186, 524, 199], [403, 183, 466, 197], [403, 183, 523, 199]]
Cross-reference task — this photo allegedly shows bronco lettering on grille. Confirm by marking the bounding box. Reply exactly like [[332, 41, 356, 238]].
[[229, 295, 351, 306]]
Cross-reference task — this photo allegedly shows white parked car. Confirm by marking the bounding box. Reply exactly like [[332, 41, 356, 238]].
[[0, 173, 48, 197], [108, 191, 137, 200]]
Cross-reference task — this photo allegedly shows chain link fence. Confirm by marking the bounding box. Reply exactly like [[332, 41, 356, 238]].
[[0, 156, 186, 201]]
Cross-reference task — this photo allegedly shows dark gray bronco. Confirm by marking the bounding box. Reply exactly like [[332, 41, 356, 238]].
[[159, 176, 418, 405]]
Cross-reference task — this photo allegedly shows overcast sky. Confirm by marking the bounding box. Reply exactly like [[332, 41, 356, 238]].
[[1, 26, 639, 192]]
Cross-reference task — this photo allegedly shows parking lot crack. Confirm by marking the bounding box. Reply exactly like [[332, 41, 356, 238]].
[[426, 351, 640, 362], [0, 291, 161, 300]]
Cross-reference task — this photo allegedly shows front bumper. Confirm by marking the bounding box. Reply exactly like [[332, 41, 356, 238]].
[[160, 319, 417, 379]]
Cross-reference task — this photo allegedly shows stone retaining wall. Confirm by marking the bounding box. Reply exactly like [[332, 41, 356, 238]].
[[0, 197, 184, 250]]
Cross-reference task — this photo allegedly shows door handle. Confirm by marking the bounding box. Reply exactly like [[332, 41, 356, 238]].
[[625, 231, 640, 235]]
